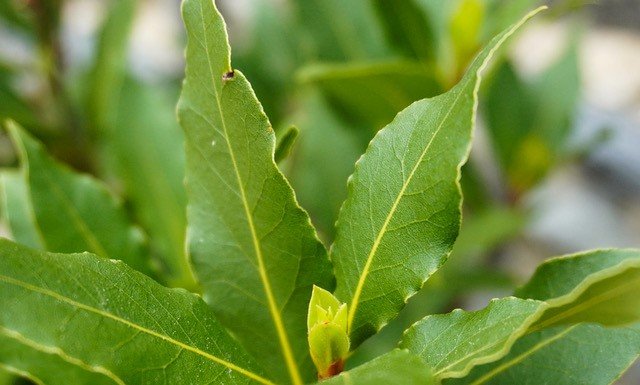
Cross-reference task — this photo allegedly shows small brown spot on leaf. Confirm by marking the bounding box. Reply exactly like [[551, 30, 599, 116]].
[[222, 70, 235, 81]]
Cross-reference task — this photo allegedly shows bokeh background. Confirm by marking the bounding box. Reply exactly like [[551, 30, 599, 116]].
[[0, 0, 638, 383]]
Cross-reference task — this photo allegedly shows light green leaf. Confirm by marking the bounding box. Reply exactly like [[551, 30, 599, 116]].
[[401, 297, 544, 379], [308, 286, 347, 331], [6, 121, 152, 276], [178, 1, 334, 383], [401, 249, 640, 380], [0, 368, 12, 385], [0, 171, 44, 249], [446, 324, 640, 385], [330, 6, 546, 347], [320, 350, 437, 385], [297, 61, 441, 134], [449, 0, 486, 71], [0, 238, 273, 385], [274, 125, 299, 164]]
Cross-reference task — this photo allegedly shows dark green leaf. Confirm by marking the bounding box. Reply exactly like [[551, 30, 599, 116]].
[[330, 7, 546, 347], [0, 239, 272, 385], [372, 0, 436, 62], [446, 324, 640, 385], [401, 249, 640, 381], [290, 0, 389, 61], [6, 122, 152, 276], [274, 125, 299, 164], [178, 1, 334, 383]]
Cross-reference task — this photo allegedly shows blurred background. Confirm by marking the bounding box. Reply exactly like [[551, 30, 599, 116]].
[[0, 0, 638, 383]]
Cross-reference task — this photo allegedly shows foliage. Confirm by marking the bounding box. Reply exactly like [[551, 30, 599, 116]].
[[0, 0, 637, 384]]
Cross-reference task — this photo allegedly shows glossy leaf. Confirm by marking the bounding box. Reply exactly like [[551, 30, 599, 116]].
[[0, 239, 272, 385], [401, 249, 640, 380], [518, 249, 640, 329], [331, 7, 546, 347], [402, 298, 543, 379], [6, 122, 152, 276], [178, 1, 333, 383], [446, 323, 640, 385], [320, 350, 437, 385]]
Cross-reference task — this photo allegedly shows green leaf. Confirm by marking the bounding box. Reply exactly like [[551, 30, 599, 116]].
[[0, 238, 273, 385], [446, 324, 640, 385], [178, 1, 334, 383], [0, 368, 12, 385], [5, 121, 152, 276], [285, 93, 363, 242], [371, 0, 437, 63], [308, 286, 347, 331], [484, 61, 535, 173], [232, 0, 301, 124], [107, 80, 194, 289], [85, 0, 193, 288], [297, 61, 441, 134], [308, 286, 349, 378], [400, 249, 640, 380], [274, 125, 299, 164], [330, 6, 546, 347], [530, 40, 580, 155], [484, 42, 580, 194], [517, 249, 640, 329], [0, 330, 119, 385], [401, 297, 545, 379], [0, 171, 44, 249], [320, 350, 437, 385], [291, 0, 389, 61], [86, 0, 137, 132]]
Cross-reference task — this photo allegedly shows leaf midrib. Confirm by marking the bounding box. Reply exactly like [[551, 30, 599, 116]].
[[345, 74, 473, 333], [195, 2, 301, 384], [344, 7, 546, 333], [531, 269, 640, 332], [0, 273, 274, 385], [0, 363, 46, 385], [467, 325, 577, 385]]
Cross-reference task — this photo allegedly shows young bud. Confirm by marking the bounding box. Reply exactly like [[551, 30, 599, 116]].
[[307, 285, 350, 379]]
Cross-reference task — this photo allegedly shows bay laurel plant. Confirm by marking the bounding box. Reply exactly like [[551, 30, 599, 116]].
[[0, 1, 638, 385]]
